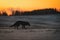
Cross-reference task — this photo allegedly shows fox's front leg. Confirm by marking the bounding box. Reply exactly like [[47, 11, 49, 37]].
[[22, 25, 26, 29], [15, 26, 19, 29]]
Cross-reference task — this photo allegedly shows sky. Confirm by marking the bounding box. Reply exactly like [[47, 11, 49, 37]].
[[0, 0, 60, 15]]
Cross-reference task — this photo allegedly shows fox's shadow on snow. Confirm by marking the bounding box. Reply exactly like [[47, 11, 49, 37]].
[[10, 21, 30, 29]]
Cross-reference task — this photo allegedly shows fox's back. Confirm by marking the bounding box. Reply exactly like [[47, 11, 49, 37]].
[[15, 21, 30, 25]]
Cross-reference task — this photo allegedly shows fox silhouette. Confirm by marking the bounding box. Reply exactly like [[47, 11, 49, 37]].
[[10, 21, 30, 29]]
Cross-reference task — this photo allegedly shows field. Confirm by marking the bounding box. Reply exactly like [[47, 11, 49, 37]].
[[0, 15, 60, 40], [0, 28, 60, 40]]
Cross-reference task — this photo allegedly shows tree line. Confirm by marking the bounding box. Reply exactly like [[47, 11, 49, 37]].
[[0, 8, 60, 16]]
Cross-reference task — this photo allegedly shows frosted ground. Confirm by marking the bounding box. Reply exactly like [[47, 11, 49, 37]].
[[0, 29, 60, 40], [0, 14, 60, 40]]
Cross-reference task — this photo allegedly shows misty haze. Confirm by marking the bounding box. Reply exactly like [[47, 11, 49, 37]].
[[0, 14, 60, 40]]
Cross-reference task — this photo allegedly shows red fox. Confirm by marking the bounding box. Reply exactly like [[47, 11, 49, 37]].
[[10, 21, 30, 29]]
